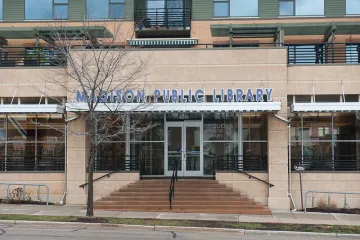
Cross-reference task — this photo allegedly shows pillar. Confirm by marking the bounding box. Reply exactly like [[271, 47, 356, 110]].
[[267, 106, 290, 210], [66, 114, 88, 205]]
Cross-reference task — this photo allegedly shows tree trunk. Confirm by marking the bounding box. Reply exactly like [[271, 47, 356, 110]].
[[86, 144, 96, 217]]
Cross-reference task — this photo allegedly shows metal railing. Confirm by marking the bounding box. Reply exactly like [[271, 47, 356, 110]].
[[304, 190, 360, 213], [287, 43, 360, 64], [0, 182, 49, 206], [0, 156, 65, 172], [292, 155, 360, 171], [215, 155, 273, 188], [135, 8, 191, 30], [95, 156, 139, 171], [0, 47, 67, 67], [169, 158, 179, 210]]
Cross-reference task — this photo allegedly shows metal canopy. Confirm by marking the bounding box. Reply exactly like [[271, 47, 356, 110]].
[[291, 103, 360, 113], [0, 104, 64, 114], [66, 102, 282, 113], [211, 21, 360, 39], [0, 26, 113, 43], [128, 38, 198, 46]]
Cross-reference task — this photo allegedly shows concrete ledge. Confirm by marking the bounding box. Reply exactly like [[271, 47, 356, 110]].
[[155, 226, 245, 233], [245, 230, 338, 238]]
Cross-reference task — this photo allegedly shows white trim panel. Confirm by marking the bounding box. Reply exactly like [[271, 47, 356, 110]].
[[66, 102, 281, 112], [0, 104, 64, 114], [291, 103, 360, 112]]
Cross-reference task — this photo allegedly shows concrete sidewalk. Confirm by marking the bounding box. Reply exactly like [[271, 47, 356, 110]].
[[0, 204, 360, 226]]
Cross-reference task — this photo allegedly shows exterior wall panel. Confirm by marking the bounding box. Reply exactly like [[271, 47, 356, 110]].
[[259, 0, 278, 18], [192, 0, 213, 20], [3, 0, 24, 21], [325, 0, 346, 17], [69, 0, 86, 21]]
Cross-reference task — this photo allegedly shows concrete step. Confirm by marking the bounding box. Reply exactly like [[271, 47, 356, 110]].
[[120, 188, 233, 192], [95, 200, 259, 206], [110, 191, 242, 197], [100, 196, 249, 201]]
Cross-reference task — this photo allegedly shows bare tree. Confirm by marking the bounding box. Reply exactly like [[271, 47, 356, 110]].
[[37, 19, 152, 217]]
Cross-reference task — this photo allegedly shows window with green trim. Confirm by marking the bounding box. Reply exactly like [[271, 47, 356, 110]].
[[87, 0, 125, 19], [25, 0, 68, 20], [346, 0, 360, 15], [279, 0, 324, 16], [214, 0, 258, 17], [0, 0, 3, 20]]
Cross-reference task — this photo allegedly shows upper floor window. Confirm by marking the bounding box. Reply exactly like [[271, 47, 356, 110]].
[[0, 0, 3, 20], [346, 0, 360, 15], [214, 0, 258, 17], [25, 0, 68, 20], [87, 0, 125, 19], [279, 0, 324, 16]]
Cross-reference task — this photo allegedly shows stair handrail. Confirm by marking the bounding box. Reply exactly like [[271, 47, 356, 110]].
[[236, 170, 274, 188], [169, 158, 179, 210], [79, 156, 140, 188]]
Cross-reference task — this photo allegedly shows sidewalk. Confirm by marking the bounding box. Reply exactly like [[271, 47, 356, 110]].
[[0, 204, 360, 226]]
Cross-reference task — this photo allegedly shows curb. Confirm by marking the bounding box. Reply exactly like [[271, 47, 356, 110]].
[[0, 220, 359, 238]]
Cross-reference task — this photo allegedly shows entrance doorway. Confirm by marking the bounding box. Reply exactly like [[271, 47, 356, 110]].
[[165, 121, 203, 176]]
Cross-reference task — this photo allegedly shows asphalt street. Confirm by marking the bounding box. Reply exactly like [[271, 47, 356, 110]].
[[0, 225, 357, 240]]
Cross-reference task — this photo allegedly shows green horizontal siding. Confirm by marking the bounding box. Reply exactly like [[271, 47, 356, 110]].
[[3, 0, 24, 21], [125, 0, 134, 20], [192, 0, 212, 19], [259, 0, 278, 18], [69, 0, 86, 21], [325, 0, 345, 17]]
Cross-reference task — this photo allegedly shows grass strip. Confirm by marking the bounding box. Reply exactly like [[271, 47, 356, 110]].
[[0, 214, 359, 234]]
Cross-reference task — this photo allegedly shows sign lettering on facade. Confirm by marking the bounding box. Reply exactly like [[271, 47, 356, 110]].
[[76, 88, 273, 103]]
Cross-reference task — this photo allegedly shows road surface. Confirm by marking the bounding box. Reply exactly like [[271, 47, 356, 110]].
[[0, 224, 355, 239]]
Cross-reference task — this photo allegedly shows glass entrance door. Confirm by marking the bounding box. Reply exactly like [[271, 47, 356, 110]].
[[166, 122, 203, 176]]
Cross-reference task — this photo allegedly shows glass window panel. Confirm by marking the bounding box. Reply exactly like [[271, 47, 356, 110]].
[[147, 0, 165, 8], [7, 143, 35, 171], [131, 142, 164, 175], [131, 114, 164, 141], [38, 142, 65, 171], [98, 115, 125, 141], [37, 114, 65, 142], [7, 115, 36, 141], [54, 5, 68, 19], [291, 142, 302, 169], [290, 116, 301, 141], [230, 0, 258, 17], [344, 94, 359, 102], [333, 113, 358, 141], [296, 0, 324, 15], [110, 0, 124, 2], [0, 115, 5, 141], [3, 97, 18, 104], [334, 142, 360, 171], [0, 143, 4, 170], [315, 95, 340, 103], [214, 2, 229, 17], [242, 113, 267, 141], [20, 97, 45, 104], [25, 0, 52, 20], [347, 0, 360, 14], [87, 0, 109, 19], [279, 0, 294, 16], [204, 113, 238, 141], [243, 142, 267, 171], [302, 113, 332, 141], [166, 112, 201, 121], [303, 142, 332, 171], [96, 142, 126, 171], [0, 0, 3, 20], [346, 44, 359, 63], [54, 0, 68, 3], [204, 142, 238, 175], [295, 95, 311, 103], [110, 3, 125, 18]]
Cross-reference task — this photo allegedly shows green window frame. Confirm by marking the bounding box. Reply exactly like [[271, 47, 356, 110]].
[[278, 0, 325, 17], [86, 0, 125, 19], [213, 0, 259, 18], [25, 0, 68, 20]]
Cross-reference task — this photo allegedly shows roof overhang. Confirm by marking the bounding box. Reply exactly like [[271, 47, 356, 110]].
[[66, 102, 282, 113], [128, 38, 198, 46], [0, 104, 64, 114], [291, 103, 360, 113]]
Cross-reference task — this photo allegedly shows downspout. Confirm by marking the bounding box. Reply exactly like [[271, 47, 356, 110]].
[[60, 113, 80, 205], [273, 113, 296, 211]]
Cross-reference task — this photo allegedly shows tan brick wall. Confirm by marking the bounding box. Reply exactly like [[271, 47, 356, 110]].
[[291, 173, 360, 209], [217, 172, 269, 205], [0, 173, 64, 203]]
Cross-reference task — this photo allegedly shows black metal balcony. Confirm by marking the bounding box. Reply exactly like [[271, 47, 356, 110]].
[[134, 8, 191, 36], [0, 47, 67, 67]]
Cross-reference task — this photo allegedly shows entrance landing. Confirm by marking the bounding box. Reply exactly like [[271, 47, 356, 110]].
[[94, 179, 271, 215]]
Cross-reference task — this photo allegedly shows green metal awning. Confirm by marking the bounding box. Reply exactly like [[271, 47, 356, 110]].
[[0, 26, 113, 43], [128, 38, 198, 46], [211, 21, 360, 38]]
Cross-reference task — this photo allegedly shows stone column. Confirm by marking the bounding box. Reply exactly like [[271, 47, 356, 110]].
[[66, 115, 88, 205], [267, 107, 290, 210]]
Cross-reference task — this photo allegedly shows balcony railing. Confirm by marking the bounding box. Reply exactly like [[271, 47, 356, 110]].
[[0, 47, 67, 67], [292, 155, 360, 171], [287, 43, 360, 64], [0, 156, 65, 171], [216, 155, 268, 172], [134, 8, 191, 30]]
